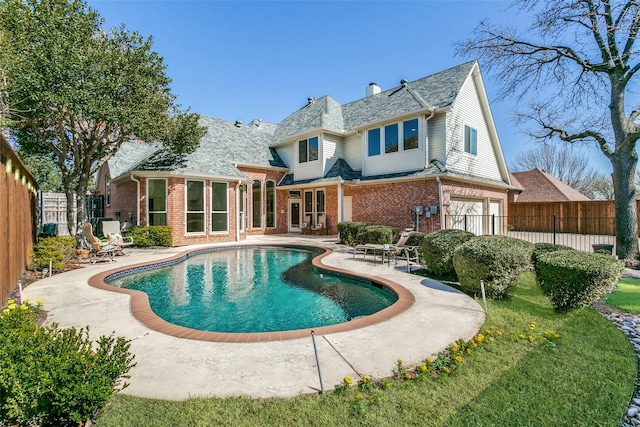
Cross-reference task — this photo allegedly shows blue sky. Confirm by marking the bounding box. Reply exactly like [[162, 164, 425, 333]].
[[90, 0, 611, 173]]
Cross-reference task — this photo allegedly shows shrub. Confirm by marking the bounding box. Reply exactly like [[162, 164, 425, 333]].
[[0, 301, 135, 427], [337, 221, 351, 244], [28, 236, 77, 273], [536, 250, 624, 312], [453, 235, 534, 299], [422, 229, 475, 278], [337, 221, 371, 246], [127, 225, 172, 247], [531, 243, 575, 274], [364, 226, 395, 244]]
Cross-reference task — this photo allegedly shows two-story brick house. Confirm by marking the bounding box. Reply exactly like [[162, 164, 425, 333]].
[[96, 60, 513, 245]]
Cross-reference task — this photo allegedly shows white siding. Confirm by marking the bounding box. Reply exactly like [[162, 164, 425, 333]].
[[322, 133, 340, 175], [343, 133, 362, 171], [428, 113, 447, 164], [445, 75, 502, 181], [275, 144, 293, 169], [293, 135, 325, 181], [362, 117, 427, 177]]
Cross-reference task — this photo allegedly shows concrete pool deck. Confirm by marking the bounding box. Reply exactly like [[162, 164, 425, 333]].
[[22, 234, 485, 400]]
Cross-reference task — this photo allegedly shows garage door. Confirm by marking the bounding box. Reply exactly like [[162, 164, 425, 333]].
[[450, 198, 484, 235]]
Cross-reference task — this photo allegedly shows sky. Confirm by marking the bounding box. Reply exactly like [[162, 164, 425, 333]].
[[89, 0, 612, 174]]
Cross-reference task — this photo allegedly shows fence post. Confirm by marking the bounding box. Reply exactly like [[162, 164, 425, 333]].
[[553, 214, 556, 245], [464, 215, 468, 232], [491, 214, 495, 235]]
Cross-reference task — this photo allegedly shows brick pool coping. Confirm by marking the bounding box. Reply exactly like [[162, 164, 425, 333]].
[[87, 244, 415, 342]]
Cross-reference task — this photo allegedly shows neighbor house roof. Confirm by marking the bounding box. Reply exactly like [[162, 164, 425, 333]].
[[510, 168, 591, 202]]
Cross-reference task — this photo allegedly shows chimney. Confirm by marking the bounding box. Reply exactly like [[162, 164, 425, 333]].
[[366, 82, 381, 97]]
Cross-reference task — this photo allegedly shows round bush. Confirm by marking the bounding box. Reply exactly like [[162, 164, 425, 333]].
[[453, 235, 534, 299], [422, 229, 475, 278], [532, 243, 575, 274], [364, 226, 395, 244], [536, 250, 624, 312]]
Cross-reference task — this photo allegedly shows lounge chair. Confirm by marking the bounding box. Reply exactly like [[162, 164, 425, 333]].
[[388, 228, 420, 272], [82, 222, 117, 263], [102, 221, 134, 247]]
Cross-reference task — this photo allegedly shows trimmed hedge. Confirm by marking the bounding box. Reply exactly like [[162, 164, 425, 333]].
[[453, 235, 534, 299], [337, 221, 372, 246], [126, 225, 172, 247], [536, 250, 624, 312], [531, 243, 575, 274], [364, 226, 395, 244], [422, 229, 475, 278], [28, 236, 77, 273]]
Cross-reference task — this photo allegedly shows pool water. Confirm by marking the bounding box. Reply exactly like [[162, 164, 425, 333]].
[[107, 247, 396, 333]]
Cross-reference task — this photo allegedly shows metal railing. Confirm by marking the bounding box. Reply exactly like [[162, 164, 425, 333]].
[[445, 214, 617, 253]]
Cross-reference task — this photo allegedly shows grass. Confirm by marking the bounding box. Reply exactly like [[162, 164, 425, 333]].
[[95, 272, 636, 427], [607, 278, 640, 313]]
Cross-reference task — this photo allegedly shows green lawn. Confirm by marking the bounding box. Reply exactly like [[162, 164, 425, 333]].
[[607, 278, 640, 312], [95, 272, 636, 427]]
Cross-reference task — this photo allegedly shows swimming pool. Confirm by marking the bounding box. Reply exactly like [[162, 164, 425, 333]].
[[105, 246, 397, 334]]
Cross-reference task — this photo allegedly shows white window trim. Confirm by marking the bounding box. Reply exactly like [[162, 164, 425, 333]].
[[252, 179, 263, 230], [297, 136, 320, 164], [315, 188, 326, 226], [185, 179, 206, 235], [210, 181, 229, 234], [366, 117, 421, 157], [146, 178, 167, 226], [464, 124, 478, 156], [266, 180, 277, 229]]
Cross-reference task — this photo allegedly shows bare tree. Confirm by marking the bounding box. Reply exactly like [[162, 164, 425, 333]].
[[511, 143, 606, 198], [458, 0, 640, 262]]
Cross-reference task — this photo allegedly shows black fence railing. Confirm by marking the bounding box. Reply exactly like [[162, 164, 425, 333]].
[[444, 215, 617, 254]]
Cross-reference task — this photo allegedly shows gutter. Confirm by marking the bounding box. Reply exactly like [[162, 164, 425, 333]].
[[130, 173, 141, 225]]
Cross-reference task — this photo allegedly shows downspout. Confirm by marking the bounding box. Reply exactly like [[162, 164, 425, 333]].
[[235, 180, 241, 242], [424, 107, 436, 169], [436, 176, 444, 231], [130, 173, 141, 225]]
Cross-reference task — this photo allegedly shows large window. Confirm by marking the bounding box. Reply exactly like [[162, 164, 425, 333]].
[[298, 136, 319, 163], [239, 184, 246, 231], [368, 118, 419, 157], [315, 189, 325, 225], [252, 179, 262, 228], [186, 180, 205, 233], [464, 125, 477, 155], [211, 182, 228, 232], [105, 175, 111, 206], [403, 119, 419, 150], [385, 123, 399, 153], [367, 128, 381, 156], [147, 178, 167, 226], [266, 181, 276, 228], [304, 190, 313, 224]]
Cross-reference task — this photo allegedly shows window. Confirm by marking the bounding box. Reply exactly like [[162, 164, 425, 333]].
[[105, 175, 111, 206], [298, 136, 319, 163], [266, 181, 276, 228], [316, 189, 325, 225], [211, 182, 228, 232], [367, 128, 381, 156], [403, 119, 419, 150], [252, 179, 262, 228], [304, 190, 313, 223], [239, 184, 246, 231], [147, 178, 167, 226], [385, 123, 399, 153], [464, 125, 477, 155], [186, 180, 205, 233]]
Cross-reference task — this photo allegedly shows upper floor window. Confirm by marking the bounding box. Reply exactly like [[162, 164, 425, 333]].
[[403, 119, 419, 150], [464, 125, 477, 155], [367, 128, 381, 156], [298, 136, 319, 163], [368, 118, 419, 157]]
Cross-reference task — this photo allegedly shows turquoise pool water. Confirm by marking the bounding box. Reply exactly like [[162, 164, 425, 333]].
[[106, 246, 396, 333]]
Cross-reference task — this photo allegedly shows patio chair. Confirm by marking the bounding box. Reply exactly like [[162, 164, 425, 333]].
[[102, 220, 134, 247], [301, 215, 312, 234], [82, 222, 117, 263], [388, 228, 420, 272], [311, 214, 326, 235]]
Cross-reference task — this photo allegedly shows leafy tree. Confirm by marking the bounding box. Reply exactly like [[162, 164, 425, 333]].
[[511, 143, 607, 199], [458, 0, 640, 262], [0, 0, 206, 235], [15, 147, 63, 192]]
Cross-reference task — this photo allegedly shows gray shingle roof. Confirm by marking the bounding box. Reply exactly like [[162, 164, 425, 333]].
[[108, 142, 159, 180], [271, 61, 476, 143]]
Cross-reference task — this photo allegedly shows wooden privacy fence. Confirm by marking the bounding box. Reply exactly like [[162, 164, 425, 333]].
[[0, 135, 38, 304]]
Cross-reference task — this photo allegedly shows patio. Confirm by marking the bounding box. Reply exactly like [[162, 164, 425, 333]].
[[22, 234, 484, 400]]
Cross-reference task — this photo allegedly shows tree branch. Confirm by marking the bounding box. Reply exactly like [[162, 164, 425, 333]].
[[542, 123, 613, 159]]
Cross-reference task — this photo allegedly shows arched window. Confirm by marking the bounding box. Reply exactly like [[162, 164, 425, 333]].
[[266, 181, 276, 228], [252, 179, 262, 229]]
